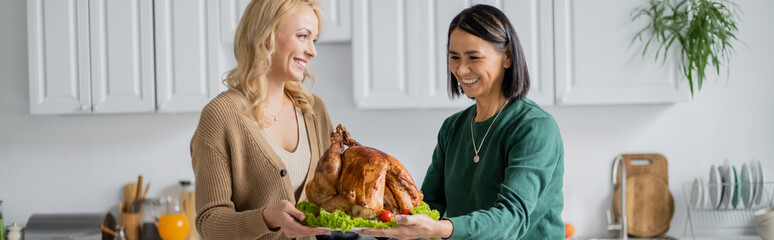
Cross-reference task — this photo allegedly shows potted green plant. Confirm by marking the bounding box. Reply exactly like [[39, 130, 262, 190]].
[[632, 0, 741, 96]]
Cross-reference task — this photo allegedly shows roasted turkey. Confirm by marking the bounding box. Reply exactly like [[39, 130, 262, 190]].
[[305, 124, 423, 219]]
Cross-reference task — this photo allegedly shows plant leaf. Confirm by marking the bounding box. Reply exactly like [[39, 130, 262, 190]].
[[631, 0, 741, 97]]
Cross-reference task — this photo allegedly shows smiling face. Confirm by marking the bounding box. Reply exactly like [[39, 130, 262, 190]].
[[448, 28, 511, 100], [268, 6, 319, 83]]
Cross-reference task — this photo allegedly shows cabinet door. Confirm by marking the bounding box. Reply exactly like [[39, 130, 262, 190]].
[[89, 0, 155, 113], [155, 0, 221, 112], [220, 0, 351, 45], [501, 0, 554, 105], [554, 0, 689, 105], [424, 0, 469, 108], [27, 0, 92, 114], [353, 0, 425, 108], [219, 0, 250, 46], [318, 0, 351, 42], [354, 0, 552, 109], [215, 0, 249, 90]]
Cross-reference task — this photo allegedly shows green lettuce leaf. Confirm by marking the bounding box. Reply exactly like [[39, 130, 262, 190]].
[[410, 201, 440, 221], [296, 201, 440, 231]]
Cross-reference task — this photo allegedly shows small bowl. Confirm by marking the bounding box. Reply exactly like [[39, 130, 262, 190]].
[[757, 219, 774, 240], [755, 207, 774, 224], [760, 217, 774, 227]]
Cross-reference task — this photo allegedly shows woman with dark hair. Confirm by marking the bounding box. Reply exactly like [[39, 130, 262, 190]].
[[358, 5, 564, 239]]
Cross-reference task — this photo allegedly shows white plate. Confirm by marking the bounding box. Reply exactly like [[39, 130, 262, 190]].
[[755, 160, 766, 206], [699, 177, 706, 208], [721, 160, 734, 209], [690, 177, 704, 209], [740, 163, 754, 208], [751, 160, 760, 207], [731, 166, 740, 209], [709, 164, 722, 209]]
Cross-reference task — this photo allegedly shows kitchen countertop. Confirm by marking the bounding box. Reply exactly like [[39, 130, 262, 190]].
[[673, 236, 761, 240], [340, 235, 763, 240], [572, 235, 762, 240], [320, 231, 765, 240]]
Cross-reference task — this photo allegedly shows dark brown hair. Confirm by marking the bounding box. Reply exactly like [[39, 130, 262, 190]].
[[447, 4, 530, 100]]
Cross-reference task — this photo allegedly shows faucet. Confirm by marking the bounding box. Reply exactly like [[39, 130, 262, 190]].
[[608, 155, 628, 240]]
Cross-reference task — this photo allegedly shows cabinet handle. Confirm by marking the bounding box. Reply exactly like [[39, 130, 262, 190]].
[[93, 105, 101, 111], [80, 104, 90, 111]]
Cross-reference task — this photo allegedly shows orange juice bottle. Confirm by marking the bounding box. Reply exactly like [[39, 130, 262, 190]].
[[158, 196, 189, 240]]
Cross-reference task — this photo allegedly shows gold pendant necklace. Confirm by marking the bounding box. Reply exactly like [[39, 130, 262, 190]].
[[265, 92, 289, 122], [470, 100, 509, 163]]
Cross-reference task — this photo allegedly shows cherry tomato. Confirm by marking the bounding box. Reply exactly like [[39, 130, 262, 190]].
[[379, 210, 393, 222], [401, 209, 411, 215]]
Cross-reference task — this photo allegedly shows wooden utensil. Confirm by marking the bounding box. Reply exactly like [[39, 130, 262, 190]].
[[102, 212, 117, 240], [123, 183, 137, 212], [132, 175, 143, 213], [135, 175, 143, 202], [141, 182, 150, 201], [614, 153, 669, 190], [100, 225, 116, 237], [613, 175, 674, 238]]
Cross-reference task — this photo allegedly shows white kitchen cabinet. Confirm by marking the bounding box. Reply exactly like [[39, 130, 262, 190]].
[[218, 0, 249, 46], [206, 0, 352, 112], [352, 0, 425, 108], [154, 0, 222, 112], [553, 0, 689, 105], [28, 0, 351, 115], [27, 0, 92, 114], [89, 0, 155, 113], [353, 0, 689, 109], [219, 0, 351, 45], [353, 0, 553, 109], [172, 0, 353, 113], [27, 0, 155, 114], [318, 0, 352, 42]]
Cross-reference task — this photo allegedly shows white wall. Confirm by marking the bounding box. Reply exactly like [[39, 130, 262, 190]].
[[2, 0, 773, 238]]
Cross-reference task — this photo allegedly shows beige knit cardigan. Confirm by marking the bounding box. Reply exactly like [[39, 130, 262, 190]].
[[191, 89, 333, 240]]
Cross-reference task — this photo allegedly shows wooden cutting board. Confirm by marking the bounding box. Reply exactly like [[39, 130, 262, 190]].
[[612, 153, 674, 238], [613, 175, 674, 237], [614, 153, 669, 189]]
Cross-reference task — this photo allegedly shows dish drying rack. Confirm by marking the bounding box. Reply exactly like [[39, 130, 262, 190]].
[[682, 182, 774, 239]]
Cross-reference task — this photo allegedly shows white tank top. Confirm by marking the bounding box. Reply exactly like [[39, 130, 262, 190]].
[[260, 107, 311, 200]]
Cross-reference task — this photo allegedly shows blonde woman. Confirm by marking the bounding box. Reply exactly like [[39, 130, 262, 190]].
[[190, 0, 333, 239]]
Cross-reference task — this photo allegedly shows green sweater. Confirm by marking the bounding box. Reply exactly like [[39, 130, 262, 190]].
[[421, 99, 565, 240]]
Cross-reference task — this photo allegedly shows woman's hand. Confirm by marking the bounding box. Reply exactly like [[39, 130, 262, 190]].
[[262, 200, 331, 238], [356, 214, 453, 240]]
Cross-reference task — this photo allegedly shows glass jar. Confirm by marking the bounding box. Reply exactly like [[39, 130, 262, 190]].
[[179, 180, 198, 240], [157, 196, 189, 240], [114, 225, 127, 240], [141, 197, 163, 240]]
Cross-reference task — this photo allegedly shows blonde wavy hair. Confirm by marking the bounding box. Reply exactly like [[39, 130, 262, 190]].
[[224, 0, 322, 127]]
